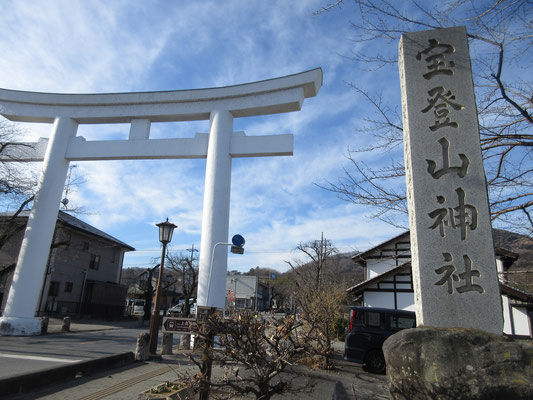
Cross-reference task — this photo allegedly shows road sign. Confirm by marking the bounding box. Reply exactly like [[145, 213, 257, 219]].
[[231, 234, 245, 247], [162, 317, 197, 333], [230, 245, 244, 254]]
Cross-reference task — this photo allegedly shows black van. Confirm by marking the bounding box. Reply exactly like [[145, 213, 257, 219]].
[[344, 306, 416, 373]]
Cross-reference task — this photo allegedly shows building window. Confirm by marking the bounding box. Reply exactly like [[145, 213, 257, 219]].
[[65, 282, 73, 293], [48, 281, 60, 296], [89, 254, 100, 270], [83, 242, 89, 251]]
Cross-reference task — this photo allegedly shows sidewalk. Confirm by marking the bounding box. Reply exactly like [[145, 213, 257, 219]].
[[4, 350, 389, 400], [4, 319, 389, 399], [45, 317, 144, 334]]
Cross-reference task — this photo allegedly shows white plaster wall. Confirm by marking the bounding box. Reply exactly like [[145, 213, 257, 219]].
[[367, 258, 397, 279], [396, 283, 412, 290], [396, 274, 411, 282], [502, 295, 512, 334], [396, 293, 415, 311], [495, 258, 504, 275], [226, 275, 257, 299], [512, 307, 531, 336], [364, 291, 394, 308]]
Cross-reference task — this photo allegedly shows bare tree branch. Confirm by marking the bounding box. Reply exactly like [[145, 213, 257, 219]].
[[317, 0, 533, 234]]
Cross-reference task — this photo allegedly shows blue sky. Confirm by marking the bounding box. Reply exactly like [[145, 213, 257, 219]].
[[0, 0, 406, 272]]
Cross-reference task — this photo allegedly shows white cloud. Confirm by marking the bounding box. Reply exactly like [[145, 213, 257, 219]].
[[1, 0, 408, 275]]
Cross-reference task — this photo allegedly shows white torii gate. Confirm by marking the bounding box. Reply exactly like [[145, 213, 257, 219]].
[[0, 69, 322, 335]]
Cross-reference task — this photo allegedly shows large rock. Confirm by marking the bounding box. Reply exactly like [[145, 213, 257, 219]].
[[383, 328, 533, 399]]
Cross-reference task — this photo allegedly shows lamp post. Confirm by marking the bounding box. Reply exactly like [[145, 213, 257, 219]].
[[149, 218, 177, 355]]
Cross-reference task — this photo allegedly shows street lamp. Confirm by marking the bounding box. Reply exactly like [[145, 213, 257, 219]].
[[149, 218, 177, 355]]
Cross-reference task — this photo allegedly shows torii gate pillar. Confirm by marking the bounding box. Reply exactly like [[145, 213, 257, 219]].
[[1, 118, 78, 335], [197, 110, 233, 308], [0, 69, 322, 335]]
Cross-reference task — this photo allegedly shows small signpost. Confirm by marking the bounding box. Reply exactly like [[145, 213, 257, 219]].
[[162, 317, 197, 334], [230, 234, 245, 255]]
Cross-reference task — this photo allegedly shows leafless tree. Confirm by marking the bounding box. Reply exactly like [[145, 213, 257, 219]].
[[317, 0, 533, 235], [285, 233, 338, 290], [0, 120, 37, 250], [165, 246, 199, 317], [286, 234, 346, 368], [165, 246, 199, 349], [0, 119, 87, 250], [184, 312, 315, 400]]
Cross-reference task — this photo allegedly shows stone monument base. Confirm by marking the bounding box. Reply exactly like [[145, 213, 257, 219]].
[[0, 316, 42, 336], [383, 327, 533, 399]]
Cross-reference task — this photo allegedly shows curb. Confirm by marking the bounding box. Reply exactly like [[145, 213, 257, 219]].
[[0, 351, 135, 396]]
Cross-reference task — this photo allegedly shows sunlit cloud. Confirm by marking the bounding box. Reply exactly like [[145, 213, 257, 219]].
[[1, 0, 403, 273]]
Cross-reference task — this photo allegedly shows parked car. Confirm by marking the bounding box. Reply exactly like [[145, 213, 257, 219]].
[[168, 298, 197, 317], [344, 306, 416, 374], [132, 299, 146, 317]]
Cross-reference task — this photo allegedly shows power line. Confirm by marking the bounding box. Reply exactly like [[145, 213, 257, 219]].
[[129, 248, 295, 254]]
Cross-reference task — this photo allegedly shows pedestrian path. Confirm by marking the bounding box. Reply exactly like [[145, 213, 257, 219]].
[[4, 349, 389, 400], [4, 353, 194, 400], [45, 318, 143, 334]]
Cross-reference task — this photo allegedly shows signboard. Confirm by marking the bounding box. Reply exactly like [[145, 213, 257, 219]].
[[230, 245, 244, 254], [162, 317, 197, 333]]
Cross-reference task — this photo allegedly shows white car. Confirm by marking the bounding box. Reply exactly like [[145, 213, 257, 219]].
[[168, 299, 196, 316]]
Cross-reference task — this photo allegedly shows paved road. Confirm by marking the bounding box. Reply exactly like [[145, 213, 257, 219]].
[[0, 327, 180, 379]]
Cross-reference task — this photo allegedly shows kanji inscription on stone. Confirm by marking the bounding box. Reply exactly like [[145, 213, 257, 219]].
[[399, 26, 503, 334]]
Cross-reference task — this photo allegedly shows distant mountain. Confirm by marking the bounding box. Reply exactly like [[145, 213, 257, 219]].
[[278, 251, 363, 288]]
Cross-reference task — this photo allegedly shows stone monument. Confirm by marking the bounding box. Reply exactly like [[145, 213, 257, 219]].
[[399, 26, 503, 334]]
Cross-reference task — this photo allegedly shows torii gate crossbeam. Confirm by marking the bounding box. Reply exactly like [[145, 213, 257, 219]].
[[0, 68, 322, 335]]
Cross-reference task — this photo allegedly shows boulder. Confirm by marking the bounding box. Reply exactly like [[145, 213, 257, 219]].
[[383, 328, 533, 400]]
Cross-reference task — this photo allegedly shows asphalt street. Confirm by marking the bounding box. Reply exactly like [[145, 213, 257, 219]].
[[0, 326, 166, 379]]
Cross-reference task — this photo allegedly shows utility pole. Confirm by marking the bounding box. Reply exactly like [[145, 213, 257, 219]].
[[184, 244, 198, 317], [187, 244, 199, 263]]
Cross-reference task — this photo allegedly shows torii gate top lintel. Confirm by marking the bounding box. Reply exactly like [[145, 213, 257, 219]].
[[0, 68, 322, 124]]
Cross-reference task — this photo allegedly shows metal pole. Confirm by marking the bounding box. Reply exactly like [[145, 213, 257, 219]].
[[149, 241, 167, 354], [254, 276, 258, 312], [234, 278, 237, 310]]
